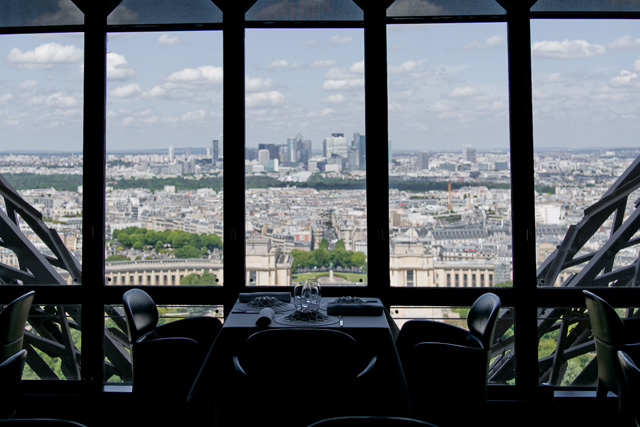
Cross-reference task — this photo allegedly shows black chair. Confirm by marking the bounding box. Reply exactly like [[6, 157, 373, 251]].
[[122, 288, 222, 420], [618, 350, 640, 426], [232, 328, 377, 427], [307, 416, 438, 426], [0, 350, 27, 419], [584, 290, 640, 414], [0, 420, 87, 426], [395, 293, 501, 426], [0, 292, 35, 364]]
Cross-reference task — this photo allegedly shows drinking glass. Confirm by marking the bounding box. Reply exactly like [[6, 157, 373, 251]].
[[301, 278, 321, 312], [293, 282, 304, 311]]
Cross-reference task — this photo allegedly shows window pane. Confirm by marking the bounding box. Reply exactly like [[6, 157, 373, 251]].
[[388, 0, 506, 18], [104, 304, 223, 384], [0, 33, 83, 287], [532, 0, 640, 13], [108, 0, 222, 25], [106, 31, 223, 286], [390, 305, 515, 385], [24, 304, 81, 380], [532, 20, 640, 289], [245, 28, 366, 286], [387, 23, 511, 288], [246, 0, 363, 21], [0, 0, 83, 28], [538, 306, 598, 387]]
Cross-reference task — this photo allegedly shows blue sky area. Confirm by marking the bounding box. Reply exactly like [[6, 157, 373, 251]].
[[1, 18, 640, 153]]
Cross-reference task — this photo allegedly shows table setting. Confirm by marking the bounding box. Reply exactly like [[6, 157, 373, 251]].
[[232, 279, 385, 327]]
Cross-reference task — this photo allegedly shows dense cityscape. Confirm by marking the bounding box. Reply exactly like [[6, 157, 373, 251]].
[[0, 134, 638, 289]]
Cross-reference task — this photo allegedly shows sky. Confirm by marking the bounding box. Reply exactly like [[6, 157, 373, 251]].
[[2, 17, 640, 153]]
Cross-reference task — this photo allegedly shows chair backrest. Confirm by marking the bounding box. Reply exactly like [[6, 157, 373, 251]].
[[0, 349, 27, 419], [468, 292, 501, 350], [618, 350, 640, 423], [236, 328, 365, 381], [122, 289, 158, 343], [0, 291, 35, 363], [307, 416, 438, 427], [584, 290, 626, 345], [0, 420, 87, 426]]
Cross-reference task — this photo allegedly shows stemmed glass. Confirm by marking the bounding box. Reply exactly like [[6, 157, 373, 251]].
[[301, 278, 321, 312]]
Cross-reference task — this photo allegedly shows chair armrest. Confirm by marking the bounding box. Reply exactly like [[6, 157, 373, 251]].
[[232, 355, 247, 377], [357, 355, 377, 380], [148, 316, 222, 342], [398, 320, 482, 350]]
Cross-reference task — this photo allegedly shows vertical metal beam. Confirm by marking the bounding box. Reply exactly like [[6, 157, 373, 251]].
[[213, 0, 256, 315], [74, 0, 118, 394], [499, 0, 540, 396], [356, 0, 393, 297]]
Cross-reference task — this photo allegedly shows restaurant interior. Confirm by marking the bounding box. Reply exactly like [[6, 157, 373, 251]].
[[2, 0, 640, 426]]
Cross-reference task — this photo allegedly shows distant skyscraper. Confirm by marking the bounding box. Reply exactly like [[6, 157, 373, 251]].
[[212, 139, 220, 161], [168, 146, 174, 161], [352, 133, 366, 170], [258, 149, 270, 166], [463, 144, 476, 163], [323, 133, 348, 159], [416, 151, 429, 170]]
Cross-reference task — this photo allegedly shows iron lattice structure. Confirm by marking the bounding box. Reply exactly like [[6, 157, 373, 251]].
[[489, 154, 640, 386], [0, 174, 131, 381]]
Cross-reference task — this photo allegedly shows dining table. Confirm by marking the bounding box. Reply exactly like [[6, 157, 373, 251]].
[[188, 293, 411, 427]]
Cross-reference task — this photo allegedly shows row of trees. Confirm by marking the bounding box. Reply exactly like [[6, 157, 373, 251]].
[[112, 226, 222, 259], [290, 239, 366, 272]]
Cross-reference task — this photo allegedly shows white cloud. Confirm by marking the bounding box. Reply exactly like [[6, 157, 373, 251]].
[[46, 92, 78, 107], [180, 110, 207, 121], [246, 90, 285, 107], [311, 60, 337, 68], [246, 76, 274, 92], [331, 36, 354, 45], [320, 108, 334, 116], [110, 84, 142, 98], [634, 56, 640, 72], [7, 42, 83, 69], [463, 34, 505, 50], [107, 52, 136, 81], [609, 35, 640, 50], [158, 33, 180, 46], [0, 93, 14, 103], [389, 60, 420, 74], [449, 87, 483, 98], [532, 39, 606, 59], [322, 62, 364, 91], [610, 69, 638, 86], [166, 65, 223, 84], [327, 94, 346, 104], [269, 59, 291, 69]]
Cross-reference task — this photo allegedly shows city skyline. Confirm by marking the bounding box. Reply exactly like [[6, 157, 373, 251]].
[[2, 18, 640, 152]]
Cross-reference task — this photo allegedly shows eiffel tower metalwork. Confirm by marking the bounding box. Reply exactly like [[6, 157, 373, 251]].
[[490, 154, 640, 386], [0, 174, 130, 381]]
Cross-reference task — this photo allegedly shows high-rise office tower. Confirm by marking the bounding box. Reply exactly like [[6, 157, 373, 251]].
[[323, 133, 348, 159], [463, 144, 476, 163], [416, 151, 429, 170], [212, 139, 220, 162]]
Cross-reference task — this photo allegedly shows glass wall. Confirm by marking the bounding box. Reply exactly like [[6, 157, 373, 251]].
[[387, 23, 511, 288], [244, 28, 367, 287], [105, 31, 224, 287], [531, 18, 640, 386]]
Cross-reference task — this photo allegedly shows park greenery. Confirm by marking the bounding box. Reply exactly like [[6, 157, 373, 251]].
[[3, 172, 516, 194], [111, 226, 222, 259], [290, 239, 366, 273]]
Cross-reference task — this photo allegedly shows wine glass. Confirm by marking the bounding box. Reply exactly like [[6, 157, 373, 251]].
[[301, 278, 321, 312]]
